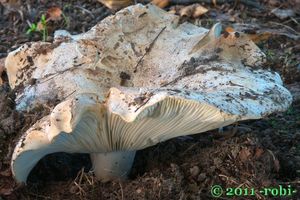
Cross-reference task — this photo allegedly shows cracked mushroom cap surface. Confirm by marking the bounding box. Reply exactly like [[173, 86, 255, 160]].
[[10, 4, 292, 183]]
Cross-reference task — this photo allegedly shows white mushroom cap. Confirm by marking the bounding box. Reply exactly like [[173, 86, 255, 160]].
[[5, 4, 281, 111], [9, 4, 292, 183]]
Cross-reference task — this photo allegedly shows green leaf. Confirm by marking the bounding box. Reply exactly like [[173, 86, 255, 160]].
[[26, 29, 32, 34], [31, 23, 37, 30], [41, 14, 47, 26]]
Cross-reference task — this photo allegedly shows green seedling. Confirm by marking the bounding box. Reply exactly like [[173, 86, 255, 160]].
[[40, 14, 48, 41], [265, 49, 275, 61], [26, 23, 37, 34], [267, 117, 278, 128], [26, 14, 48, 42], [285, 107, 294, 115]]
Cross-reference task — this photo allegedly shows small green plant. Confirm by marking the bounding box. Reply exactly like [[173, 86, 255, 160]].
[[267, 117, 278, 128], [285, 107, 294, 115], [26, 23, 37, 34], [265, 49, 275, 61], [26, 14, 48, 42], [40, 14, 48, 42]]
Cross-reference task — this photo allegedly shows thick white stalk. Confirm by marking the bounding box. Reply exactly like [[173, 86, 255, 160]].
[[90, 151, 136, 182]]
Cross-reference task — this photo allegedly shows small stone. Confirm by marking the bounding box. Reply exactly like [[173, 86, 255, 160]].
[[198, 173, 206, 182], [208, 166, 216, 173], [46, 36, 53, 42], [190, 166, 200, 177]]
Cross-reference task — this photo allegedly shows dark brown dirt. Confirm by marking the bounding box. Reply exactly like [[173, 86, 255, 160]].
[[0, 0, 111, 58], [0, 0, 299, 200]]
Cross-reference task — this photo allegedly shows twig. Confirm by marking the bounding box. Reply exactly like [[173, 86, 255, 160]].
[[61, 90, 76, 101], [74, 5, 95, 19], [74, 181, 86, 196], [277, 180, 300, 184], [218, 174, 238, 184], [283, 17, 300, 25], [84, 173, 94, 185], [72, 168, 87, 198], [28, 192, 51, 199], [39, 73, 61, 84], [26, 20, 32, 27], [160, 76, 180, 87], [244, 180, 265, 200], [133, 26, 166, 73], [134, 97, 151, 112], [180, 143, 198, 156], [269, 21, 300, 35], [119, 181, 124, 200], [92, 51, 100, 69], [78, 168, 84, 185], [38, 67, 79, 84]]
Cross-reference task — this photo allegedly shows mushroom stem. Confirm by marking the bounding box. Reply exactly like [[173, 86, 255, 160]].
[[90, 151, 136, 182]]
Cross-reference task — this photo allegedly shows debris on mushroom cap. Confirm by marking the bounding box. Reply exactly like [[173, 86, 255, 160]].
[[9, 4, 292, 183]]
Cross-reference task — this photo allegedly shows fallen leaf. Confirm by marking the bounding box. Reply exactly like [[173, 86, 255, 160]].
[[179, 5, 193, 17], [231, 146, 240, 159], [97, 0, 133, 10], [238, 148, 251, 162], [151, 0, 169, 8], [0, 0, 21, 11], [36, 21, 44, 31], [0, 168, 11, 177], [274, 158, 280, 172], [247, 32, 271, 43], [193, 4, 208, 18], [254, 147, 264, 159], [268, 0, 280, 6], [180, 4, 208, 18], [136, 188, 142, 194], [225, 26, 235, 33], [0, 187, 13, 196], [47, 6, 62, 21]]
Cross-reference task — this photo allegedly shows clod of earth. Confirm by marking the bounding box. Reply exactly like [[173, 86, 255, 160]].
[[5, 4, 292, 183]]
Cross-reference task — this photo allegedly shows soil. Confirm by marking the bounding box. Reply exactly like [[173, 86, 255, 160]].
[[0, 0, 299, 200]]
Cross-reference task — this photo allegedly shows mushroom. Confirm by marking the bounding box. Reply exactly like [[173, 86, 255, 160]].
[[9, 4, 292, 183]]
